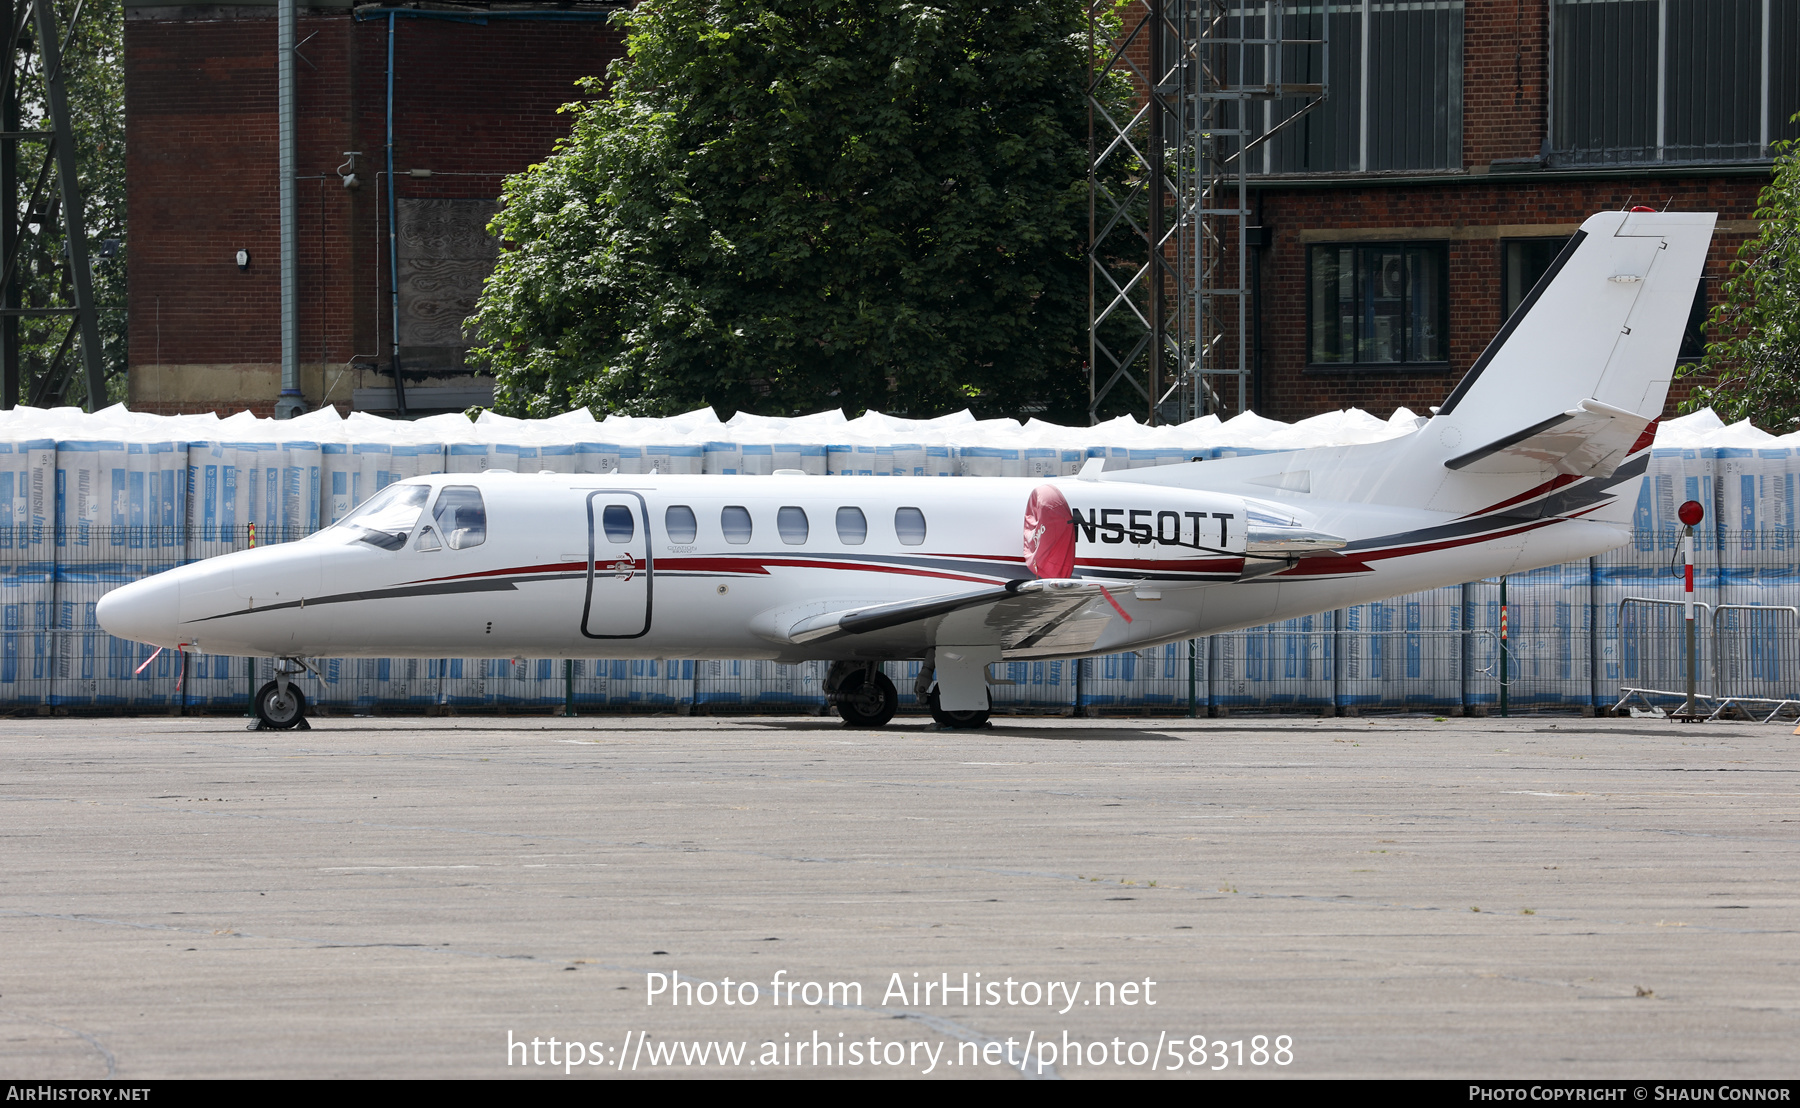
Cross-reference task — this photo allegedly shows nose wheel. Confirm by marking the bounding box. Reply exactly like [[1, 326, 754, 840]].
[[250, 660, 312, 730]]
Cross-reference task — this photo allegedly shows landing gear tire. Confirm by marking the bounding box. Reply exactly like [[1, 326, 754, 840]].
[[927, 687, 990, 729], [253, 680, 308, 730], [835, 669, 898, 728]]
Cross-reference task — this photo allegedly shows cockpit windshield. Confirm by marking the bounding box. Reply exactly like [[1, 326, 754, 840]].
[[316, 483, 431, 550]]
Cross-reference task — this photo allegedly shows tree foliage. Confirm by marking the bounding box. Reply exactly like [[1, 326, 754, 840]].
[[472, 0, 1100, 421], [1680, 124, 1800, 429]]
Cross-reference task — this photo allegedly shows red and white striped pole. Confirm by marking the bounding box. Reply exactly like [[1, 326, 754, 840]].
[[1677, 499, 1705, 717]]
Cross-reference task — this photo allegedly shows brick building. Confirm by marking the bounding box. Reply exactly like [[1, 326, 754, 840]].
[[125, 0, 625, 416], [122, 0, 1795, 421], [1240, 0, 1795, 421]]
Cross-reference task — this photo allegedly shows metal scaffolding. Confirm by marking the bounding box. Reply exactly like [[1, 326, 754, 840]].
[[0, 0, 105, 411], [1088, 1, 1326, 424]]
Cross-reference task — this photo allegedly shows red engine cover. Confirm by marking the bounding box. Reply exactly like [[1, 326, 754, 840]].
[[1023, 484, 1076, 579]]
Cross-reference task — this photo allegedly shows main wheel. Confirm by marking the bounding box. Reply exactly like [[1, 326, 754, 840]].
[[254, 680, 307, 730], [927, 687, 990, 729], [835, 669, 898, 728]]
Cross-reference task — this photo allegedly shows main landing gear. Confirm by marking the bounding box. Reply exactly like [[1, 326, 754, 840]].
[[926, 687, 990, 730], [825, 661, 898, 728], [250, 659, 312, 730]]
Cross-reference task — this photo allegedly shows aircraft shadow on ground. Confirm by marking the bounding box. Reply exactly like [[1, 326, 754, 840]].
[[738, 719, 1190, 741]]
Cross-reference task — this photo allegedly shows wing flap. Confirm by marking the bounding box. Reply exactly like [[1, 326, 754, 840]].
[[771, 579, 1117, 655]]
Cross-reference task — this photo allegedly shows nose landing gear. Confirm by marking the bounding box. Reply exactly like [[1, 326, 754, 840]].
[[250, 659, 312, 730]]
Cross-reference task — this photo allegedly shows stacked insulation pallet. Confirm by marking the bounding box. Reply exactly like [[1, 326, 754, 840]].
[[0, 401, 1793, 715]]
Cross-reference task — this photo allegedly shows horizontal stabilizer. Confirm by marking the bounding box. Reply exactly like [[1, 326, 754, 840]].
[[1444, 398, 1654, 478]]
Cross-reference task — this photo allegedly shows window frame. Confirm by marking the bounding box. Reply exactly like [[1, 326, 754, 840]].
[[1304, 240, 1452, 373]]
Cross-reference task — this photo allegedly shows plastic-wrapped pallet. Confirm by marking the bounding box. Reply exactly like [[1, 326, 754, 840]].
[[1335, 586, 1465, 710], [53, 436, 190, 706], [575, 657, 697, 710], [1127, 446, 1199, 469], [1473, 563, 1596, 709], [694, 658, 823, 709], [889, 442, 927, 476], [703, 440, 745, 474], [827, 443, 882, 476], [644, 443, 703, 475], [1024, 447, 1086, 478], [988, 657, 1077, 712], [1713, 445, 1796, 606], [0, 438, 56, 706], [182, 651, 253, 710], [1080, 642, 1206, 712], [537, 443, 577, 474], [571, 441, 630, 474], [1208, 615, 1333, 711]]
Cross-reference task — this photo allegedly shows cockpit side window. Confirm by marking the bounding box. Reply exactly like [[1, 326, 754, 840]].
[[433, 486, 487, 550], [327, 482, 431, 550]]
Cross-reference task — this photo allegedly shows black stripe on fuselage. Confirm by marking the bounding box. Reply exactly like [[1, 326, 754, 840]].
[[185, 576, 529, 624]]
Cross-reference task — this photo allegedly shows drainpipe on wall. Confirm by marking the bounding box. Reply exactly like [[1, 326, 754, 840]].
[[274, 0, 307, 419], [385, 11, 408, 417]]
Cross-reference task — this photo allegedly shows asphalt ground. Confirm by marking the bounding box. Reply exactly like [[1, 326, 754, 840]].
[[0, 712, 1794, 1080]]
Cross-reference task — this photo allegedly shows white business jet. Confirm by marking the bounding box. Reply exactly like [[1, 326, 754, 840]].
[[99, 209, 1713, 730]]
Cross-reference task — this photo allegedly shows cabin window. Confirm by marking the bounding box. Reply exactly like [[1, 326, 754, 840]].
[[333, 482, 430, 550], [895, 507, 927, 546], [665, 505, 698, 544], [835, 506, 867, 545], [602, 504, 635, 544], [722, 505, 753, 545], [432, 485, 487, 550], [777, 506, 809, 545]]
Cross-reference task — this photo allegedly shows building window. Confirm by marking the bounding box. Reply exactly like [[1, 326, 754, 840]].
[[1253, 1, 1464, 174], [1308, 243, 1448, 368], [1551, 0, 1800, 167], [1502, 238, 1575, 322]]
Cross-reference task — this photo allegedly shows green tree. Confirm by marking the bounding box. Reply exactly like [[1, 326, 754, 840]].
[[472, 0, 1100, 422], [1680, 125, 1800, 429], [7, 0, 126, 408]]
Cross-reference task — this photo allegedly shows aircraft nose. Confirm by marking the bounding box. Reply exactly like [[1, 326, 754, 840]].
[[96, 576, 182, 648]]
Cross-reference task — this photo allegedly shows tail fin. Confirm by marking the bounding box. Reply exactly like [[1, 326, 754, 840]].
[[1103, 210, 1714, 522], [1435, 209, 1714, 443]]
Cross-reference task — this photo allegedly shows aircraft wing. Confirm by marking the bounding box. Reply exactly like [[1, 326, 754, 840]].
[[764, 578, 1121, 658], [1444, 397, 1655, 478]]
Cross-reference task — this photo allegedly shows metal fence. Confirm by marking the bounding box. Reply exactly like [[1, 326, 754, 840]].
[[7, 526, 1800, 717]]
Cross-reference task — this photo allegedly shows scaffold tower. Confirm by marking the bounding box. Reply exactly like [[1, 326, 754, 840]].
[[1088, 1, 1327, 424], [0, 0, 105, 411]]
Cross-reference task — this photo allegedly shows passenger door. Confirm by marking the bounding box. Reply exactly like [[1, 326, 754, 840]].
[[582, 492, 652, 638]]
